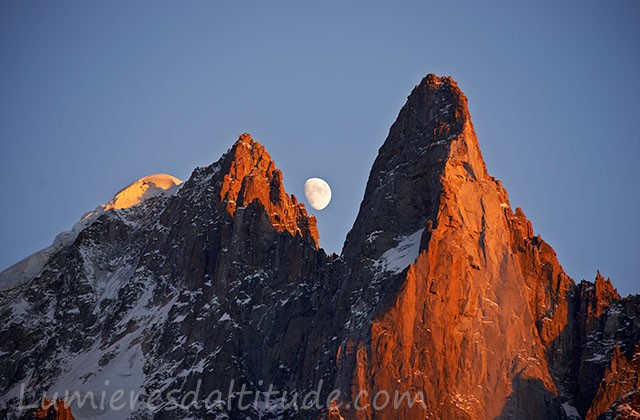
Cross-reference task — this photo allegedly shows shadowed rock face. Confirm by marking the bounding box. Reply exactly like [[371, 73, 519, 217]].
[[0, 134, 330, 420], [1, 74, 639, 420]]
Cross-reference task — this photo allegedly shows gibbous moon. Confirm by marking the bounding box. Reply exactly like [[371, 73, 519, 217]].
[[304, 178, 332, 210]]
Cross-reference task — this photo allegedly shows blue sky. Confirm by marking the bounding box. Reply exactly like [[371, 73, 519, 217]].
[[1, 1, 638, 295]]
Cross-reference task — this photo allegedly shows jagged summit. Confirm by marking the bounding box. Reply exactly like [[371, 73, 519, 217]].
[[343, 72, 484, 262], [399, 73, 471, 145], [215, 133, 319, 247]]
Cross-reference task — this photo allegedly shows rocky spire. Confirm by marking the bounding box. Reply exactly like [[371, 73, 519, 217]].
[[217, 133, 319, 247], [335, 74, 572, 419], [594, 271, 621, 310], [343, 74, 484, 262]]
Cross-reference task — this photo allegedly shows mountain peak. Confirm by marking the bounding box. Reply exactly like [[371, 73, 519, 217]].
[[217, 133, 319, 247], [104, 173, 183, 211], [226, 132, 260, 156], [595, 270, 621, 308], [407, 70, 466, 121], [234, 132, 257, 147], [419, 72, 460, 88], [343, 73, 479, 260]]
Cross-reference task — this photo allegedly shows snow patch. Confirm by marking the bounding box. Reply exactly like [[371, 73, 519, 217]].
[[586, 352, 607, 363], [372, 228, 424, 275], [365, 230, 383, 243], [561, 402, 581, 419], [51, 329, 148, 420]]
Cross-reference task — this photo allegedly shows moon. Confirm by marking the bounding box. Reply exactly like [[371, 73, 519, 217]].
[[304, 178, 332, 210]]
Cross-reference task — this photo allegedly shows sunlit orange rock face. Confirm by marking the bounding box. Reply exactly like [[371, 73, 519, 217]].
[[32, 398, 74, 420], [332, 75, 640, 419], [586, 345, 640, 419], [219, 133, 319, 247]]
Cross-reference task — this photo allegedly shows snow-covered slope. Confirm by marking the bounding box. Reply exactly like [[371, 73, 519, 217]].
[[102, 174, 182, 211], [0, 174, 182, 292]]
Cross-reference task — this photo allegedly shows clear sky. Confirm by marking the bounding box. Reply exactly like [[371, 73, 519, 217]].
[[1, 1, 638, 296]]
